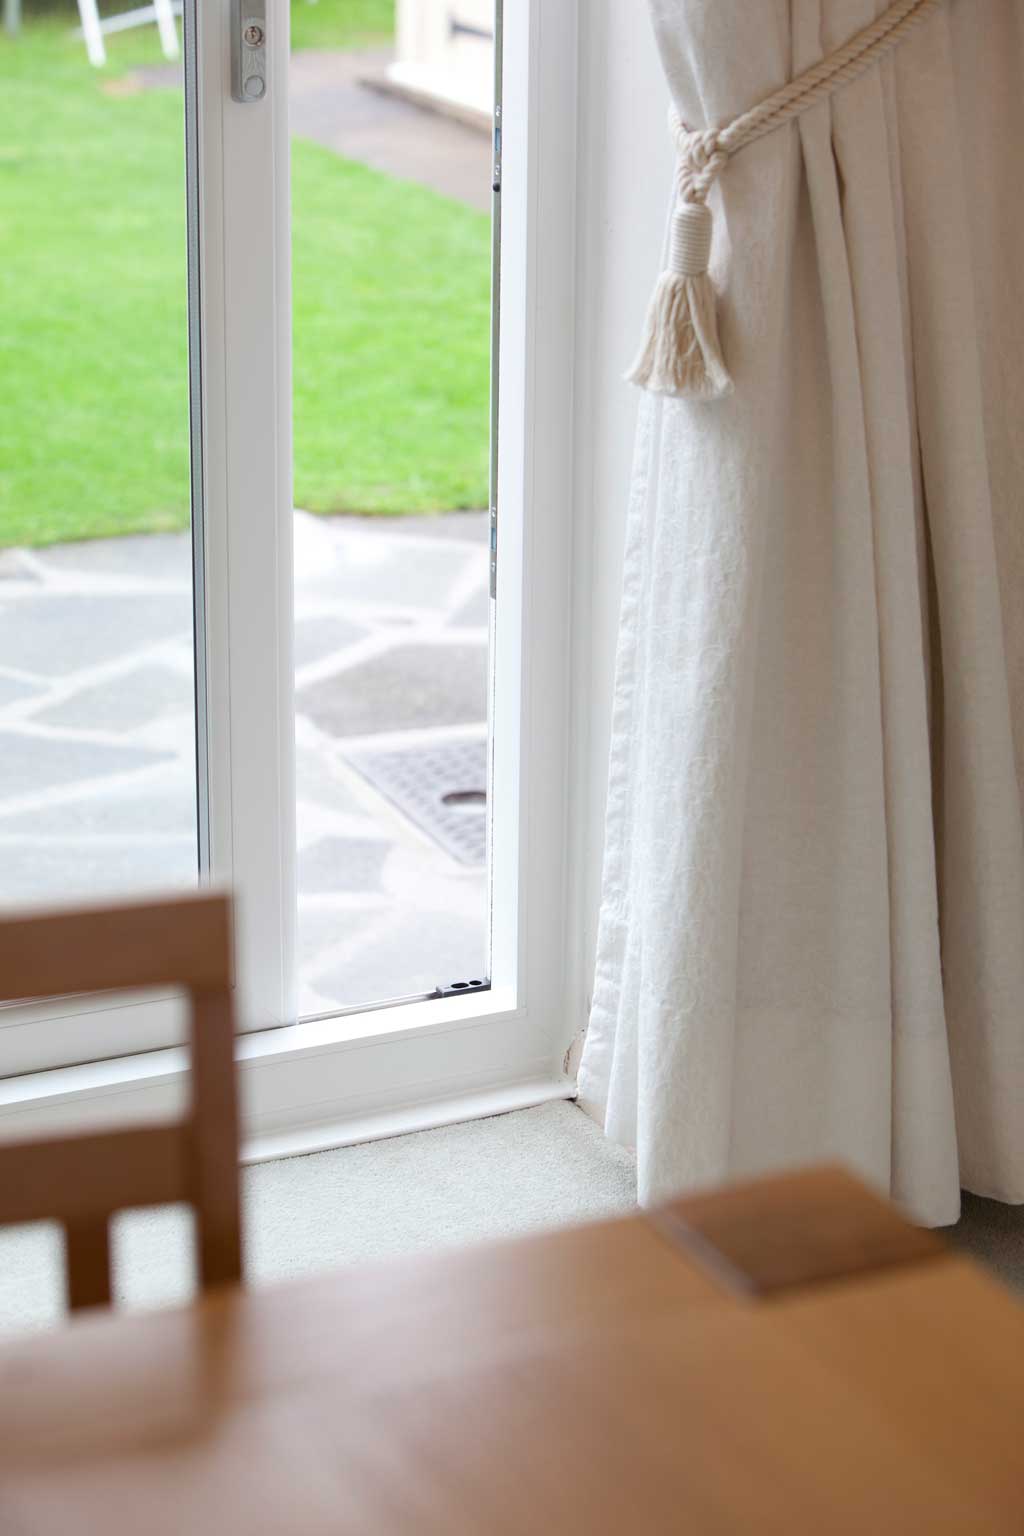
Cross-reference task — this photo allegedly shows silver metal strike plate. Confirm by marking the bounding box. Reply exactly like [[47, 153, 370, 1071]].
[[231, 0, 267, 103]]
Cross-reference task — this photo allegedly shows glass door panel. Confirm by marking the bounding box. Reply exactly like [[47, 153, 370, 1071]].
[[288, 0, 496, 1016], [0, 4, 201, 911]]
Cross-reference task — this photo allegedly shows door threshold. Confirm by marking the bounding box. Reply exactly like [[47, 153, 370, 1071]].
[[0, 990, 575, 1155], [244, 1077, 576, 1164]]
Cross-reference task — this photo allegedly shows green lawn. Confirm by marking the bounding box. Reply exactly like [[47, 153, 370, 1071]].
[[0, 6, 490, 547], [290, 0, 394, 52]]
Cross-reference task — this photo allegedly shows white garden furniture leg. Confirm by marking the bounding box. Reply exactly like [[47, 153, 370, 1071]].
[[74, 2, 180, 68], [153, 0, 179, 60], [77, 0, 106, 67]]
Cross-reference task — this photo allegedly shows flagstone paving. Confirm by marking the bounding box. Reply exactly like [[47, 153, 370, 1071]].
[[0, 512, 490, 1020]]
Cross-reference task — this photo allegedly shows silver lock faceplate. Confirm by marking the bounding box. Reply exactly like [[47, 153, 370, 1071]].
[[231, 0, 267, 103]]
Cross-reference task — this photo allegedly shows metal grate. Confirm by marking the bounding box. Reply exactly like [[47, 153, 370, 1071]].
[[343, 737, 488, 866]]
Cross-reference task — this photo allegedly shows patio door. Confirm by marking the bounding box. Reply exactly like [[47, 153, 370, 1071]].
[[2, 0, 579, 1140]]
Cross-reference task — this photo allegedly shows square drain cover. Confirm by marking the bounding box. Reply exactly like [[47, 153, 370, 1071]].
[[342, 738, 487, 866]]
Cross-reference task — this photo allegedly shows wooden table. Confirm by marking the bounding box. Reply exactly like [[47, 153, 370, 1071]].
[[2, 1166, 1022, 1533]]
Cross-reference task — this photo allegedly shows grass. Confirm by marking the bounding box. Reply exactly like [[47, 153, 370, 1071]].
[[290, 0, 394, 52], [0, 6, 490, 547]]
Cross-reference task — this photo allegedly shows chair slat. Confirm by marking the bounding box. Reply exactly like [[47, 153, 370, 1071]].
[[65, 1216, 112, 1311], [190, 988, 243, 1287], [0, 1124, 187, 1227], [0, 890, 231, 1003]]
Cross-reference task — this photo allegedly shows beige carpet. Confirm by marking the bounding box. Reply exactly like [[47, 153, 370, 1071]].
[[0, 1100, 1019, 1338], [0, 1101, 637, 1337], [950, 1192, 1024, 1294]]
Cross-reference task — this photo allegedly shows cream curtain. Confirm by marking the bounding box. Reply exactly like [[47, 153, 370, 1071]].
[[578, 0, 1024, 1226]]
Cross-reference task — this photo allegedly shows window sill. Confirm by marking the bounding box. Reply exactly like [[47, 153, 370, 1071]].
[[0, 986, 575, 1155]]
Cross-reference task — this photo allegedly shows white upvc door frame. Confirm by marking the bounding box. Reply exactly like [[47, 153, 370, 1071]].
[[205, 0, 297, 1038], [0, 0, 296, 1079], [0, 0, 581, 1147]]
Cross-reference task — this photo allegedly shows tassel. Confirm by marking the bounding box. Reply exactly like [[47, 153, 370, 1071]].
[[626, 202, 731, 400]]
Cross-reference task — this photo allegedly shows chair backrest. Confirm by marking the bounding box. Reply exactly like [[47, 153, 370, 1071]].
[[0, 892, 241, 1313]]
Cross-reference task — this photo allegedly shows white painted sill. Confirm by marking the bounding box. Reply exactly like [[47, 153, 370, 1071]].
[[0, 987, 576, 1158]]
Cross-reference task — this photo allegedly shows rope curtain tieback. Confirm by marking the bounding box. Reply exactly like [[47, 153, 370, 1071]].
[[628, 0, 942, 401]]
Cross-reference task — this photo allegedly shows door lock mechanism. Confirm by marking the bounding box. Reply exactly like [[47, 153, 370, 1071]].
[[231, 0, 267, 103]]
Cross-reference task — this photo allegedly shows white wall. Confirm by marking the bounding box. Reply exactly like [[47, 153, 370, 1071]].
[[392, 0, 493, 119], [566, 2, 673, 1043]]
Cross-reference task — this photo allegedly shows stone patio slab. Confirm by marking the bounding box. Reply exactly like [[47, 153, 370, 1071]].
[[294, 736, 384, 824], [33, 531, 191, 582], [294, 612, 369, 669], [0, 729, 175, 800], [0, 675, 43, 709], [34, 663, 193, 732], [0, 551, 34, 582], [297, 641, 487, 738], [0, 839, 196, 906], [367, 510, 488, 544], [298, 835, 391, 896], [0, 593, 190, 676], [449, 581, 490, 629], [296, 525, 479, 615], [0, 769, 197, 839]]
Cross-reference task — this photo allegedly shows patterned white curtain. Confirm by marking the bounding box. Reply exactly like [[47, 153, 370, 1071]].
[[579, 0, 1024, 1226]]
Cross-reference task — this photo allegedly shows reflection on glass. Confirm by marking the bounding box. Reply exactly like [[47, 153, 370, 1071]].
[[290, 0, 494, 1015], [0, 6, 198, 908]]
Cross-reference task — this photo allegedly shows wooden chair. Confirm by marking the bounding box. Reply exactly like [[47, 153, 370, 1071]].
[[0, 892, 241, 1313]]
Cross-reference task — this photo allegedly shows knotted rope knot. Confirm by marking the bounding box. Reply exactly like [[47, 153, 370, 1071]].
[[671, 116, 729, 206], [669, 114, 728, 280], [627, 0, 942, 401]]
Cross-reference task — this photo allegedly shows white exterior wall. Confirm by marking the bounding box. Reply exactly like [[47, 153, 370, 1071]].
[[392, 0, 494, 122]]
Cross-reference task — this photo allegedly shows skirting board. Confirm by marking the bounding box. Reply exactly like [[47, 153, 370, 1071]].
[[244, 1077, 576, 1164], [0, 991, 578, 1162], [0, 1037, 575, 1169]]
